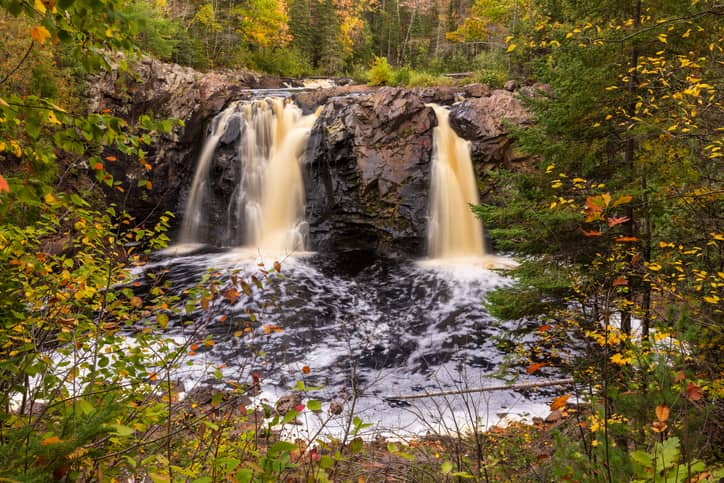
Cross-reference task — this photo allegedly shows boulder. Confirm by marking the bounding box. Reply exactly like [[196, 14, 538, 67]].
[[448, 89, 532, 167], [304, 87, 437, 256]]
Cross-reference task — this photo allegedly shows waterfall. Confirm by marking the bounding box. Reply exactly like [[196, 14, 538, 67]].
[[179, 98, 318, 253], [427, 104, 486, 259]]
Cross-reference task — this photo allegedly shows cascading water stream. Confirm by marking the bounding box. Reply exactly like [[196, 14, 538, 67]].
[[178, 98, 318, 253], [427, 104, 486, 259], [179, 108, 238, 244]]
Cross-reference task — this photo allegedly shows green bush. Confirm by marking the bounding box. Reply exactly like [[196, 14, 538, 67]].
[[367, 56, 393, 86]]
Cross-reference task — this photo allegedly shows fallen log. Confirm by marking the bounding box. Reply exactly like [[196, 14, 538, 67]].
[[386, 378, 575, 401]]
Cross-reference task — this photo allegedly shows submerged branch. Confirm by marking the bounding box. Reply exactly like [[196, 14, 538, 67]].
[[386, 378, 575, 401]]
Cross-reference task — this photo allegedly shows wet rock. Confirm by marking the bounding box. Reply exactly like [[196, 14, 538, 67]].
[[504, 79, 519, 91], [519, 82, 554, 99], [292, 85, 374, 114], [304, 87, 437, 256], [328, 400, 344, 415], [276, 393, 303, 415], [88, 55, 281, 231], [545, 409, 563, 424], [464, 83, 492, 98], [448, 89, 532, 169]]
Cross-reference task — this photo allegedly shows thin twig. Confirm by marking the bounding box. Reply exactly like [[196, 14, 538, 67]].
[[386, 378, 575, 401], [0, 41, 34, 86]]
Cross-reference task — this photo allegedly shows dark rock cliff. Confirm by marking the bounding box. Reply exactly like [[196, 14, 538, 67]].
[[90, 57, 540, 256]]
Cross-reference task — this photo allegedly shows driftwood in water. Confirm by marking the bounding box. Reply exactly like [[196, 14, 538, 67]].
[[386, 378, 575, 401]]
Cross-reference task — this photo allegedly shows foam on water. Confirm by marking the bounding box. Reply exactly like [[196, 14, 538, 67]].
[[124, 249, 563, 438]]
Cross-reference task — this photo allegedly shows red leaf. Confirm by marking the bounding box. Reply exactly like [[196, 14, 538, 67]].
[[538, 324, 552, 332], [0, 175, 9, 193], [612, 277, 628, 286], [607, 216, 630, 227], [686, 382, 703, 401], [273, 260, 282, 272], [527, 362, 546, 374], [301, 365, 311, 374], [674, 371, 685, 383], [294, 404, 305, 412]]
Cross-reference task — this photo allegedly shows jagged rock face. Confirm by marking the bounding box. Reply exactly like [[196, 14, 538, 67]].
[[304, 88, 436, 256], [448, 89, 532, 167], [88, 56, 282, 227], [90, 56, 542, 256]]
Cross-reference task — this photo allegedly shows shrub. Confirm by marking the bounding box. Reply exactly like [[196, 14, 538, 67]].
[[367, 56, 393, 86]]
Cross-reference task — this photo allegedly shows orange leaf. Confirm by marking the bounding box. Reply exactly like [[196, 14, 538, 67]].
[[94, 162, 103, 170], [30, 25, 51, 44], [105, 155, 117, 162], [652, 421, 668, 433], [550, 394, 570, 411], [607, 216, 630, 227], [612, 194, 633, 207], [674, 371, 685, 383], [301, 365, 311, 374], [612, 277, 628, 286], [655, 404, 670, 422], [538, 324, 552, 332], [41, 436, 62, 446], [130, 296, 143, 308], [581, 229, 602, 237], [274, 260, 282, 272], [223, 288, 240, 304], [686, 382, 703, 401], [0, 175, 9, 193], [527, 362, 546, 374], [615, 236, 639, 243]]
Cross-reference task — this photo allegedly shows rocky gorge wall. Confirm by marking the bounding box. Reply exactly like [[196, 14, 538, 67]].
[[90, 57, 544, 256]]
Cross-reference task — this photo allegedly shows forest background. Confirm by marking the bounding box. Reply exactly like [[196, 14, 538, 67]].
[[0, 0, 722, 481]]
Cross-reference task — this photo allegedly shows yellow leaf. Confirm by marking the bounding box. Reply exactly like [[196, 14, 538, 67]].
[[657, 33, 667, 43], [43, 192, 56, 204], [703, 295, 719, 304], [0, 97, 8, 107], [711, 233, 724, 241], [34, 0, 46, 14], [506, 43, 517, 53], [47, 111, 61, 126], [31, 26, 51, 45]]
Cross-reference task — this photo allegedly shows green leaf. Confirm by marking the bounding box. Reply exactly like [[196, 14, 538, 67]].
[[349, 437, 363, 454], [269, 441, 297, 456], [235, 468, 253, 483], [282, 409, 298, 424], [108, 424, 135, 437], [319, 455, 334, 469], [658, 437, 680, 470], [441, 461, 453, 474], [307, 399, 322, 412]]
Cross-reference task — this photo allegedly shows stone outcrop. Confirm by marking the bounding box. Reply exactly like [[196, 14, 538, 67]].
[[304, 88, 437, 256], [448, 89, 532, 167]]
